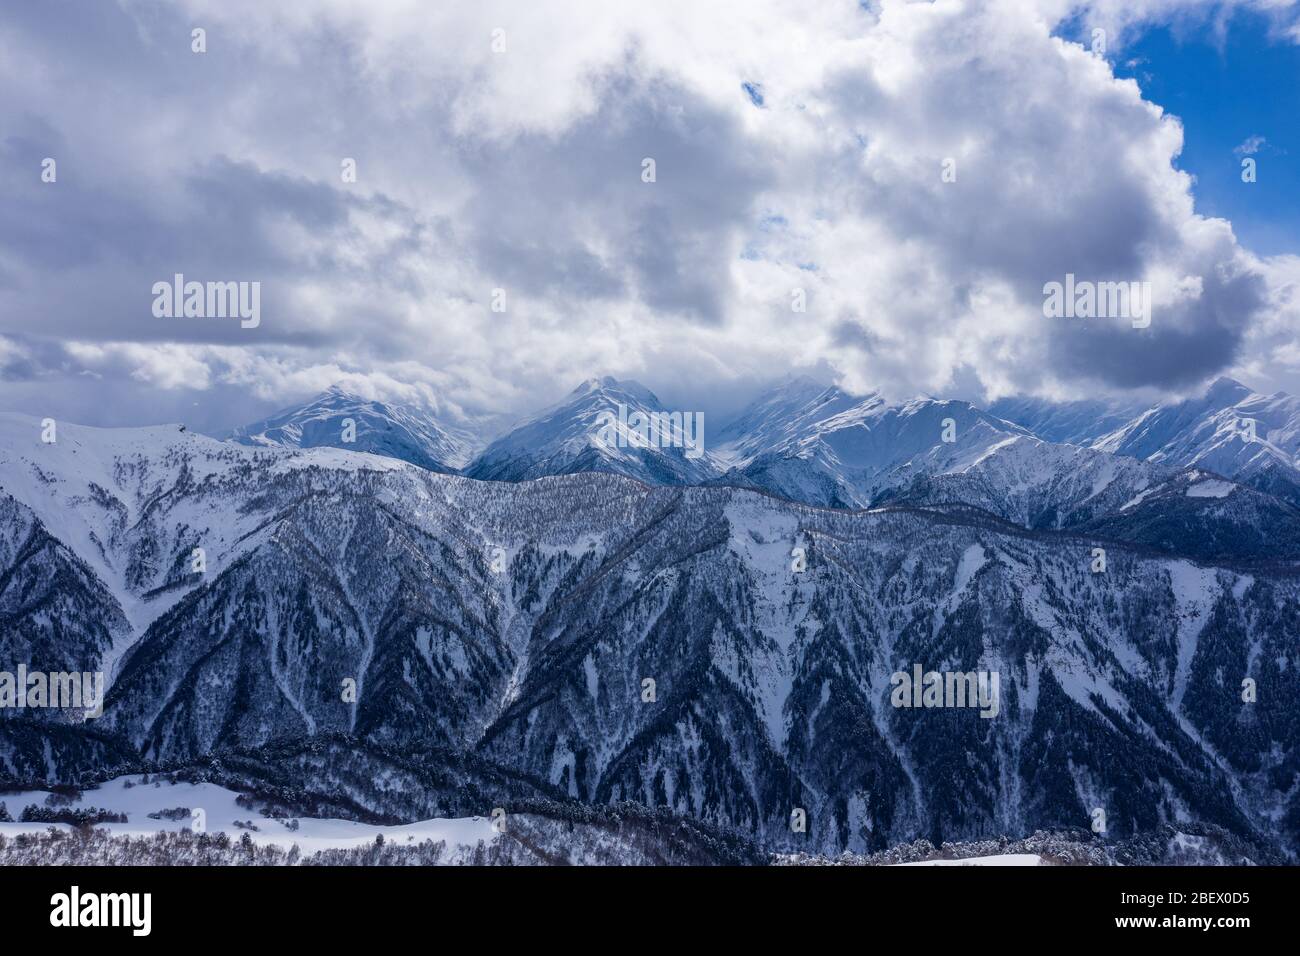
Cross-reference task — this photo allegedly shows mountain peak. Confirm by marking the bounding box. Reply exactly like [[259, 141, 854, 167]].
[[226, 385, 480, 472], [1205, 376, 1252, 404], [568, 376, 659, 406], [713, 377, 866, 468], [466, 376, 713, 484], [320, 382, 371, 402]]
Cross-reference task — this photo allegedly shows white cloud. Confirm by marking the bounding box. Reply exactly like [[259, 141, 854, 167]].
[[1235, 134, 1267, 155], [1, 0, 1298, 426]]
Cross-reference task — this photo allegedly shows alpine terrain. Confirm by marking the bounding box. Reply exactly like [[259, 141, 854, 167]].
[[1, 372, 1298, 865]]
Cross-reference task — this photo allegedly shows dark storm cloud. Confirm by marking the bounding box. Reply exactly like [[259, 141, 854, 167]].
[[0, 148, 431, 349], [1045, 264, 1265, 389], [460, 79, 771, 324]]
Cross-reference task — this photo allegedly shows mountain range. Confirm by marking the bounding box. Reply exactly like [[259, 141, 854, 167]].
[[1, 372, 1298, 862], [217, 374, 1300, 563], [231, 374, 1300, 491]]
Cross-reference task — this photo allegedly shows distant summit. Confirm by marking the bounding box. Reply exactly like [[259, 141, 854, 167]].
[[464, 376, 717, 485], [226, 386, 481, 473]]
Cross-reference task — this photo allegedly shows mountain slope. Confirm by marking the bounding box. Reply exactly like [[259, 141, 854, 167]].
[[716, 389, 1167, 528], [1, 416, 1297, 858], [712, 376, 865, 468], [714, 381, 1300, 558], [1093, 377, 1300, 504], [226, 385, 480, 473], [720, 392, 1033, 507], [0, 492, 129, 666], [1074, 468, 1300, 561], [987, 395, 1146, 446], [465, 377, 717, 484]]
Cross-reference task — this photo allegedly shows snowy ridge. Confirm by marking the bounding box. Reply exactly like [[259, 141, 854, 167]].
[[1092, 377, 1300, 502], [227, 384, 481, 473]]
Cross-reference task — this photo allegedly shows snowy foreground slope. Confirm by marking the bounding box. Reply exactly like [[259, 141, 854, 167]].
[[0, 413, 1297, 862], [0, 772, 762, 865], [1, 774, 495, 854], [0, 774, 1257, 865]]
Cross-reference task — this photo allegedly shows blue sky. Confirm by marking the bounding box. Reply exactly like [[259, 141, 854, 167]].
[[1115, 10, 1300, 256]]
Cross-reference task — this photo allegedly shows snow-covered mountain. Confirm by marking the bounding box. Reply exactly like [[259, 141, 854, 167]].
[[1071, 468, 1300, 561], [226, 385, 481, 473], [715, 386, 1032, 506], [0, 492, 133, 704], [0, 414, 1296, 860], [1091, 377, 1300, 504], [713, 385, 1170, 529], [987, 395, 1146, 446], [216, 375, 1300, 540], [705, 379, 1300, 559], [712, 376, 865, 468], [464, 376, 718, 485]]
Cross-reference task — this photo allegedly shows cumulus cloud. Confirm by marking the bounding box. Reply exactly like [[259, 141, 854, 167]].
[[1045, 0, 1300, 49], [1, 0, 1299, 430]]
